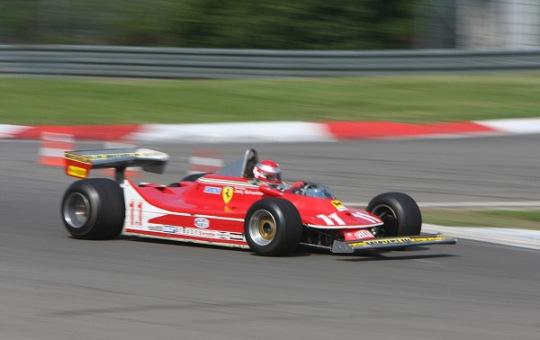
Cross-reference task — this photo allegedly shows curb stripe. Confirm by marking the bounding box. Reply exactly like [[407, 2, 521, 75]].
[[323, 121, 496, 139], [424, 224, 540, 251], [1, 118, 540, 142]]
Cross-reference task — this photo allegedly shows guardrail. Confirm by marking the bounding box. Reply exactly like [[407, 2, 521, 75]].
[[1, 45, 540, 78]]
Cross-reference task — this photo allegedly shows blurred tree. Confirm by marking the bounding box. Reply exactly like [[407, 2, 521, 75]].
[[171, 0, 414, 49], [108, 0, 181, 46], [0, 1, 40, 43], [0, 0, 415, 49]]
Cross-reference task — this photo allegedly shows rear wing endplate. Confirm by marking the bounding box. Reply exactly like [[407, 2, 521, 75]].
[[64, 148, 169, 180]]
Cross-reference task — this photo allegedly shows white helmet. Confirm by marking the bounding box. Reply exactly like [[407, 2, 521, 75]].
[[253, 160, 282, 184]]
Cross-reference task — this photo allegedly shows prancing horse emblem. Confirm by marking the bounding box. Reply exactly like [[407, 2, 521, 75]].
[[222, 186, 234, 204]]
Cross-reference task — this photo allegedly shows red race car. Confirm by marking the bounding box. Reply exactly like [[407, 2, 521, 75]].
[[61, 148, 455, 255]]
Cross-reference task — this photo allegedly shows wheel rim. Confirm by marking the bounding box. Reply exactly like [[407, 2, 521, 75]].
[[63, 192, 90, 229], [371, 204, 398, 236], [248, 209, 277, 246]]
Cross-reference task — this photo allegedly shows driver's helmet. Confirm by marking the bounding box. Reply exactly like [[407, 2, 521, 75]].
[[253, 160, 282, 185]]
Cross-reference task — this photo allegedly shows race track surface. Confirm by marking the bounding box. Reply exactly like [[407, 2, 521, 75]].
[[1, 137, 539, 339]]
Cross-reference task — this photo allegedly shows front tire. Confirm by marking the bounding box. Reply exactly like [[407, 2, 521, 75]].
[[61, 178, 125, 239], [244, 198, 302, 256], [367, 192, 422, 237]]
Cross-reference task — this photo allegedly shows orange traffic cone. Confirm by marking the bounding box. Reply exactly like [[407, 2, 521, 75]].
[[38, 132, 74, 167]]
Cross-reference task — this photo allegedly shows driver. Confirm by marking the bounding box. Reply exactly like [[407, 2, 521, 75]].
[[252, 160, 305, 192], [253, 160, 283, 187]]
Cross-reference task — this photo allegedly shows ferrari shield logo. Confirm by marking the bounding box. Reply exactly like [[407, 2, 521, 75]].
[[222, 186, 234, 204], [331, 200, 347, 211]]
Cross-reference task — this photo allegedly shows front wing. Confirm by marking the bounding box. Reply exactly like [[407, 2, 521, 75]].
[[331, 234, 457, 253]]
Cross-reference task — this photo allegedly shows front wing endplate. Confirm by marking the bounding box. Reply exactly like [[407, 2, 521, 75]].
[[332, 234, 457, 254]]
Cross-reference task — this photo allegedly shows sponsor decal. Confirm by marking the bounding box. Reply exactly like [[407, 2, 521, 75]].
[[147, 225, 244, 241], [350, 237, 410, 247], [222, 186, 234, 204], [148, 225, 178, 234], [366, 238, 409, 245], [354, 229, 373, 240], [343, 229, 374, 241], [233, 187, 263, 196], [194, 217, 210, 229], [203, 186, 222, 195], [161, 226, 178, 234], [67, 165, 88, 178], [331, 200, 347, 212], [410, 236, 444, 243], [349, 235, 445, 248]]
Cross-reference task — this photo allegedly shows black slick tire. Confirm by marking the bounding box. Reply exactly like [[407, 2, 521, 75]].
[[367, 192, 422, 236], [244, 198, 302, 256], [61, 178, 125, 240]]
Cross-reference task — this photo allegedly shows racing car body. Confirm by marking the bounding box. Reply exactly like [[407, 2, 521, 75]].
[[61, 148, 455, 255]]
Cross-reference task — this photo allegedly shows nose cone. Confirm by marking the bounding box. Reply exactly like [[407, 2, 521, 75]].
[[303, 209, 383, 229], [349, 210, 383, 226]]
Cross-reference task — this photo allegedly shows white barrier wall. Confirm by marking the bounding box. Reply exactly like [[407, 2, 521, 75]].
[[457, 0, 540, 48]]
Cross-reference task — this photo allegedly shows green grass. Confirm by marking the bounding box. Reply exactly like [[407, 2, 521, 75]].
[[423, 209, 540, 230], [1, 73, 540, 124]]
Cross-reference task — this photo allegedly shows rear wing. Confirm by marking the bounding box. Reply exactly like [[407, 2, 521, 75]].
[[64, 148, 169, 180]]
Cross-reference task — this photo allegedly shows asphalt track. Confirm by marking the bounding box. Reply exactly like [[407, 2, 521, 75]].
[[1, 136, 539, 340]]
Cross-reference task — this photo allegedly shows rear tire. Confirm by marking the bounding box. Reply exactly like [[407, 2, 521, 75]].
[[61, 178, 125, 239], [367, 192, 422, 237], [244, 198, 302, 256]]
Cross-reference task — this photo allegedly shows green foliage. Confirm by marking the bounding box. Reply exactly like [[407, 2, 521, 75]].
[[423, 209, 540, 230], [0, 0, 414, 49], [490, 210, 540, 223], [1, 73, 539, 125], [0, 1, 40, 42]]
